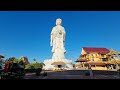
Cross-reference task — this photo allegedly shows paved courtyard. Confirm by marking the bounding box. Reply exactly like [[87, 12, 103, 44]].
[[1, 70, 119, 79], [24, 70, 120, 79]]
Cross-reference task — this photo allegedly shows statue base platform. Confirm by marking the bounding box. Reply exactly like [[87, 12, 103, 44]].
[[43, 59, 74, 70]]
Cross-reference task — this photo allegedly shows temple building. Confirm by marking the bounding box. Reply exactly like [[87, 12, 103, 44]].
[[75, 47, 110, 70], [80, 47, 110, 61]]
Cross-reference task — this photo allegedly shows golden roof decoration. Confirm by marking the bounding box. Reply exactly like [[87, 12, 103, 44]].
[[107, 48, 119, 55]]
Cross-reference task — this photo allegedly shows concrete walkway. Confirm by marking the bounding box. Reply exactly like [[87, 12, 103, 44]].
[[23, 70, 119, 79]]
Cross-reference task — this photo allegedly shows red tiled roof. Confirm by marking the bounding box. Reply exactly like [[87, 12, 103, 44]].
[[83, 47, 110, 54]]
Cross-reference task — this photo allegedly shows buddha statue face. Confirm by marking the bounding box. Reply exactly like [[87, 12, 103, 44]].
[[56, 18, 62, 25]]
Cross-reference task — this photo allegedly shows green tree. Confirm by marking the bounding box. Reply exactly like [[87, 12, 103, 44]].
[[39, 62, 45, 68], [13, 59, 19, 63], [25, 62, 45, 69], [19, 56, 30, 68], [33, 63, 42, 69], [7, 57, 19, 63], [25, 64, 34, 69]]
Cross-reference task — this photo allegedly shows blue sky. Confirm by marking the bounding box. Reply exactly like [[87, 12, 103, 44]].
[[0, 11, 120, 63]]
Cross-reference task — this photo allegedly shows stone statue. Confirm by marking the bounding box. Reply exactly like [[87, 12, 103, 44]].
[[43, 18, 73, 70], [50, 18, 66, 59]]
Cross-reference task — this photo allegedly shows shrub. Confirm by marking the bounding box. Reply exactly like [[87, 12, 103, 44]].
[[35, 68, 42, 76]]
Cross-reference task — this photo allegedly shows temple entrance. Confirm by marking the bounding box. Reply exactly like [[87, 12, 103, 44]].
[[58, 65, 62, 68]]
